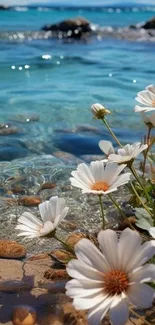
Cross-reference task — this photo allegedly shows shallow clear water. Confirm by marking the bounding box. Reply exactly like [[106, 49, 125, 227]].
[[0, 6, 155, 160]]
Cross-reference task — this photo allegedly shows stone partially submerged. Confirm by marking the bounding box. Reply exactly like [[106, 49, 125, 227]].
[[41, 17, 94, 38]]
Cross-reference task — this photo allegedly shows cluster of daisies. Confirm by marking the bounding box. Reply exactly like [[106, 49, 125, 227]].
[[16, 85, 155, 325]]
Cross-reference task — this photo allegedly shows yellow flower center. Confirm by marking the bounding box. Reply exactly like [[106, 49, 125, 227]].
[[152, 99, 155, 107], [103, 270, 129, 296], [91, 181, 109, 191]]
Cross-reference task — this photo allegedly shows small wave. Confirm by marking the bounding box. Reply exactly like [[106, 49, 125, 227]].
[[5, 6, 155, 13]]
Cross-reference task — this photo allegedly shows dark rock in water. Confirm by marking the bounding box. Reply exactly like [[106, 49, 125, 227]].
[[41, 17, 93, 38], [10, 114, 39, 123], [0, 123, 20, 135], [0, 5, 10, 10], [0, 139, 28, 161], [142, 16, 155, 30], [52, 132, 107, 156]]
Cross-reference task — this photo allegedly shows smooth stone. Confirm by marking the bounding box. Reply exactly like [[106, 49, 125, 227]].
[[18, 195, 41, 206], [11, 305, 37, 325], [0, 240, 26, 259], [39, 182, 56, 191], [80, 154, 105, 163], [49, 249, 74, 264], [52, 132, 106, 156], [53, 151, 83, 165], [74, 124, 102, 134], [0, 139, 28, 161]]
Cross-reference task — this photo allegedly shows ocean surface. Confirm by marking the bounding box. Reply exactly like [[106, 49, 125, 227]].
[[0, 6, 155, 161]]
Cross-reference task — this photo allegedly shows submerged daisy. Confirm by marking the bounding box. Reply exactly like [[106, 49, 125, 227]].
[[108, 142, 148, 165], [66, 228, 155, 325], [16, 196, 69, 238], [135, 84, 155, 113], [70, 160, 131, 195]]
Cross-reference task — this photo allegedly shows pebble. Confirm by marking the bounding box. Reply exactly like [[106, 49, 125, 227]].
[[39, 182, 56, 191], [65, 232, 98, 248], [11, 305, 37, 325], [49, 249, 74, 264], [44, 268, 69, 281], [119, 216, 136, 230], [0, 240, 26, 259], [18, 196, 41, 206], [65, 232, 86, 248]]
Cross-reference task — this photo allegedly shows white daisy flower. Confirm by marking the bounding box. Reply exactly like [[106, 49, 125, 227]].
[[16, 196, 69, 238], [141, 111, 155, 128], [99, 140, 115, 157], [108, 142, 148, 164], [135, 84, 155, 112], [91, 103, 111, 119], [66, 228, 155, 325], [149, 227, 155, 239], [70, 160, 131, 195]]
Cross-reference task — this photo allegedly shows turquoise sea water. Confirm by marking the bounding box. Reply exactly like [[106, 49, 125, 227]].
[[0, 7, 155, 160]]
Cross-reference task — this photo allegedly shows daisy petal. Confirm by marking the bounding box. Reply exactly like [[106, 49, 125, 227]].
[[75, 238, 110, 272], [88, 296, 113, 325], [98, 229, 118, 269], [66, 259, 104, 282], [130, 264, 155, 283], [118, 228, 142, 271], [110, 295, 129, 325], [128, 283, 155, 308]]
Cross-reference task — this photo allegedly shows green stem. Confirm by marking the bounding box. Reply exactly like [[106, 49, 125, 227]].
[[98, 195, 105, 229], [54, 234, 74, 254], [108, 194, 126, 218], [129, 307, 152, 325], [130, 182, 153, 217], [142, 127, 152, 177], [103, 118, 123, 148], [108, 194, 135, 230], [130, 165, 151, 203]]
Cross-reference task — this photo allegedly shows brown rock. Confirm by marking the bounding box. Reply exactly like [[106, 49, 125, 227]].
[[49, 249, 74, 264], [65, 232, 98, 248], [44, 269, 69, 281], [10, 185, 26, 195], [18, 196, 41, 206], [39, 182, 56, 191], [65, 232, 86, 248], [119, 217, 136, 230], [11, 305, 37, 325], [27, 253, 49, 261], [0, 240, 26, 259]]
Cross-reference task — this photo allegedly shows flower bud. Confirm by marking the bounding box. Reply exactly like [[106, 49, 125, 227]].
[[91, 103, 111, 119]]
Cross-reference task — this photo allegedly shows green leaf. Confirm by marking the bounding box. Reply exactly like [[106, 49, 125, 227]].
[[135, 207, 153, 230]]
